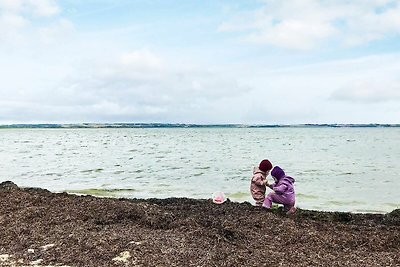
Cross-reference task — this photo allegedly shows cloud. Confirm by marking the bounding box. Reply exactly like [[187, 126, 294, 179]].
[[38, 18, 74, 44], [120, 50, 163, 70], [235, 52, 400, 123], [2, 50, 400, 124], [331, 79, 400, 103], [28, 0, 60, 17], [1, 49, 251, 123], [219, 0, 400, 50], [0, 0, 69, 44], [0, 0, 59, 16]]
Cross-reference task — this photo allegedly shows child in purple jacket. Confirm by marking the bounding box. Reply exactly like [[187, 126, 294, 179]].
[[263, 166, 296, 214], [250, 159, 273, 206]]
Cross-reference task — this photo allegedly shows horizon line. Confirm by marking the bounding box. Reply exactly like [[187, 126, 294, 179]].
[[0, 123, 399, 128]]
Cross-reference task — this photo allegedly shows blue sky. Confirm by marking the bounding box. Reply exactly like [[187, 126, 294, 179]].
[[1, 0, 400, 124]]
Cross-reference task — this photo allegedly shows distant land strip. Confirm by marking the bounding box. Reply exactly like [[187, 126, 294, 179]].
[[0, 123, 399, 128]]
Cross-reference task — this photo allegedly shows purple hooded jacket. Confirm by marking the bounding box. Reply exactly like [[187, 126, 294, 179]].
[[269, 166, 295, 202]]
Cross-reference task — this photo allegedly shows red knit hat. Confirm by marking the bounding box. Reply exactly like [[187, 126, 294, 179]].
[[259, 159, 272, 172]]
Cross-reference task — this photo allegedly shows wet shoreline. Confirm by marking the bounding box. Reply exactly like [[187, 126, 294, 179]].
[[0, 181, 399, 266]]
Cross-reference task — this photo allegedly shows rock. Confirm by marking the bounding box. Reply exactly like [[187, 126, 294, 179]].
[[383, 209, 400, 226], [30, 259, 43, 265], [129, 241, 142, 245], [0, 181, 18, 190], [112, 251, 131, 263], [388, 208, 400, 217], [40, 244, 55, 250], [0, 254, 10, 262]]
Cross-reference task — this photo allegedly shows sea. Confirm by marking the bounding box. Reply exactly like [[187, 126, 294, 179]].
[[1, 126, 399, 213]]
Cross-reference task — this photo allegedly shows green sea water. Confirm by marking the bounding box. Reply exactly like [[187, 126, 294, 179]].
[[1, 127, 399, 213]]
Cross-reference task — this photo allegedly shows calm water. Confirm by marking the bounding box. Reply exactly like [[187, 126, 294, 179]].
[[0, 128, 399, 213]]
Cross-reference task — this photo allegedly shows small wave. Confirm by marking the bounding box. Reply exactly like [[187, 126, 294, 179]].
[[194, 166, 211, 170], [353, 209, 386, 214], [158, 183, 171, 187], [66, 188, 137, 197], [81, 168, 104, 173], [296, 193, 319, 200], [228, 192, 249, 198], [302, 169, 320, 173], [168, 166, 182, 170], [15, 140, 31, 143], [44, 173, 62, 177], [325, 200, 366, 206], [385, 203, 400, 208]]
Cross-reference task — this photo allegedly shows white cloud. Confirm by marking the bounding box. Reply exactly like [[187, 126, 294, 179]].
[[28, 0, 59, 17], [0, 0, 59, 16], [120, 49, 163, 70], [38, 18, 74, 44], [0, 0, 23, 12], [246, 18, 336, 50], [0, 49, 251, 123], [0, 9, 27, 41], [0, 0, 68, 44], [219, 0, 400, 50], [236, 53, 400, 123], [2, 50, 400, 124], [331, 79, 400, 103]]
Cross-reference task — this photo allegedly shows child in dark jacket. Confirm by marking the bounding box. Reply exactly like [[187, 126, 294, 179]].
[[263, 166, 296, 214], [250, 159, 273, 206]]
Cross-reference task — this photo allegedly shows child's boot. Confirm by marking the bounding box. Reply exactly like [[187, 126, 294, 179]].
[[286, 206, 297, 215]]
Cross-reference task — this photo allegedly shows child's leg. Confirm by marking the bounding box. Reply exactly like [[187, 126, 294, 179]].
[[263, 192, 294, 209], [253, 192, 265, 206], [255, 198, 264, 206], [262, 192, 274, 208], [286, 206, 297, 215]]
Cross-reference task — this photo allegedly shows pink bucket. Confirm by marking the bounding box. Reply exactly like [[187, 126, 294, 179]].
[[212, 191, 226, 204]]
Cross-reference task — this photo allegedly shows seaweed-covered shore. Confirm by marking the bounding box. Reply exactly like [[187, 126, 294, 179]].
[[0, 181, 399, 267]]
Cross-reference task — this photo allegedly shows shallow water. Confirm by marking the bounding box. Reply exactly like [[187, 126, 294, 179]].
[[1, 127, 399, 213]]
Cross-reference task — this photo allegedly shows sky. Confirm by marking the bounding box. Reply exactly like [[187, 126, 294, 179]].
[[1, 0, 400, 124]]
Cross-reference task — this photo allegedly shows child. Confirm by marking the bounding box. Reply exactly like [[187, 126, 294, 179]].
[[263, 166, 296, 214], [250, 159, 273, 206]]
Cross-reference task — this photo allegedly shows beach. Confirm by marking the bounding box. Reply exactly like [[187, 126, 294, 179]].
[[0, 181, 399, 266]]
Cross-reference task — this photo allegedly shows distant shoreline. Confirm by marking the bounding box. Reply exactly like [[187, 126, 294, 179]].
[[1, 123, 399, 129]]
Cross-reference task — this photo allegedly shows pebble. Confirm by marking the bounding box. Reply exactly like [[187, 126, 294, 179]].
[[30, 259, 43, 265], [0, 254, 10, 262], [40, 244, 55, 250], [112, 251, 131, 263]]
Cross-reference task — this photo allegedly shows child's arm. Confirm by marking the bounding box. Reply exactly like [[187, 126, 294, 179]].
[[272, 183, 288, 194], [252, 176, 265, 186]]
